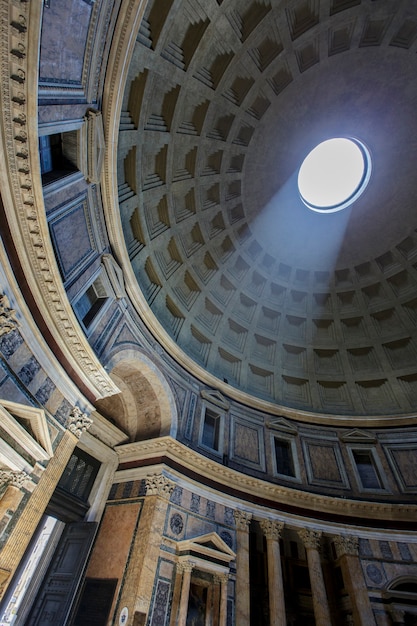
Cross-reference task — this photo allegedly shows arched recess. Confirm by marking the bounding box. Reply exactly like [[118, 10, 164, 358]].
[[94, 349, 178, 441], [384, 576, 417, 624]]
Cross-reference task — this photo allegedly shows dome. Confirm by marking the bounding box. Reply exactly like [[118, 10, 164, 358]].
[[116, 0, 417, 416]]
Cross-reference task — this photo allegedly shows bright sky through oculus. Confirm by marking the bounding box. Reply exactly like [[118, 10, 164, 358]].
[[298, 138, 370, 213]]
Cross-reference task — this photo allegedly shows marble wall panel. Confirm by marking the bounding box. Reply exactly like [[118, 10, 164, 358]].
[[49, 200, 97, 283], [39, 0, 93, 86], [385, 445, 417, 491], [302, 438, 350, 489], [230, 416, 265, 470]]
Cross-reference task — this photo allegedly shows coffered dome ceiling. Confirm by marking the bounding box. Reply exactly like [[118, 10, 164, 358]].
[[117, 0, 417, 416]]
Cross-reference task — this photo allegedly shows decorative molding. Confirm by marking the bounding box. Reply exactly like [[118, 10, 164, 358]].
[[115, 437, 417, 525], [176, 532, 235, 563], [200, 389, 230, 410], [80, 108, 105, 184], [266, 416, 298, 435], [339, 429, 377, 443], [259, 519, 284, 541], [0, 294, 19, 337], [66, 407, 93, 438], [145, 473, 174, 498], [102, 253, 126, 299], [1, 400, 53, 460], [0, 0, 119, 400]]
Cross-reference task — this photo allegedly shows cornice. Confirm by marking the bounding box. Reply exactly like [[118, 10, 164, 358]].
[[0, 0, 119, 400], [115, 437, 417, 528]]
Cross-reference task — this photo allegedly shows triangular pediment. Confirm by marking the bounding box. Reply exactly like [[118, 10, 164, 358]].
[[266, 416, 298, 435], [339, 429, 376, 443], [0, 400, 53, 462], [200, 390, 230, 410], [177, 532, 236, 562]]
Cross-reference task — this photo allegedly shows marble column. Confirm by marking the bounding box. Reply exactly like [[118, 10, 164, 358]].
[[333, 535, 376, 626], [259, 519, 286, 626], [234, 510, 252, 626], [170, 562, 185, 626], [177, 560, 195, 625], [298, 529, 332, 626], [218, 572, 229, 626]]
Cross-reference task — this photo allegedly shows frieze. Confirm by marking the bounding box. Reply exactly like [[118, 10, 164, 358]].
[[116, 437, 417, 524]]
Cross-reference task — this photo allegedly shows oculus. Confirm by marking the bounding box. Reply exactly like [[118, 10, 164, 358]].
[[298, 138, 371, 213]]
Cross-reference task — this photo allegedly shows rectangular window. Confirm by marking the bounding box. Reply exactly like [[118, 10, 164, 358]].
[[74, 277, 108, 329], [38, 132, 78, 185], [352, 450, 381, 489], [274, 438, 295, 477], [202, 408, 221, 451]]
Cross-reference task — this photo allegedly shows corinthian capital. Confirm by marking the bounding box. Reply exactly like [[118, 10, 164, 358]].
[[0, 294, 19, 337], [66, 407, 93, 438], [259, 519, 284, 541], [0, 469, 27, 490], [234, 509, 252, 531], [145, 473, 174, 498], [333, 535, 359, 558], [298, 528, 322, 550], [177, 560, 195, 574]]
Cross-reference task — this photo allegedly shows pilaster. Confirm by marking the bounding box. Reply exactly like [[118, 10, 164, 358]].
[[234, 510, 252, 626], [333, 535, 376, 626]]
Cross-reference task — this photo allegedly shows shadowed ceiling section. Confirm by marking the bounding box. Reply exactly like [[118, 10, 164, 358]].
[[95, 354, 177, 441]]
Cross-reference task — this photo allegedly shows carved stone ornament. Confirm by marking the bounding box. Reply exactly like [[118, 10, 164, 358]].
[[214, 573, 230, 585], [66, 407, 93, 438], [177, 560, 195, 574], [145, 473, 174, 498], [0, 469, 27, 490], [233, 509, 252, 530], [333, 535, 359, 558], [298, 528, 322, 550], [259, 519, 284, 541], [0, 294, 19, 337]]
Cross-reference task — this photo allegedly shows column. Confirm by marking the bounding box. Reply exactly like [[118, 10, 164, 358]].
[[218, 573, 229, 626], [212, 577, 221, 626], [177, 561, 195, 625], [259, 519, 286, 626], [206, 583, 214, 626], [117, 473, 174, 625], [298, 529, 332, 626], [234, 509, 252, 626], [333, 535, 376, 626]]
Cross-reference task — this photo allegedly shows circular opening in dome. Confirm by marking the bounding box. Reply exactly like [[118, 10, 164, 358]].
[[298, 138, 371, 213]]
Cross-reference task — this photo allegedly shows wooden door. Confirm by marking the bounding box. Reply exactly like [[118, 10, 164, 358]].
[[26, 521, 97, 626]]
